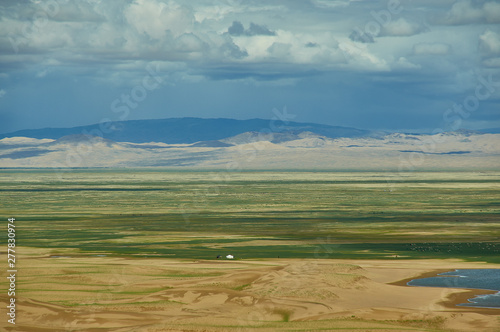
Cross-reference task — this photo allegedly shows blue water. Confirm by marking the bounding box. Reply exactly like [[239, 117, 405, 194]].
[[408, 269, 500, 308]]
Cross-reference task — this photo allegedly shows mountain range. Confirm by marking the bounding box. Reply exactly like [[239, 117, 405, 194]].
[[1, 118, 499, 170], [0, 117, 369, 144]]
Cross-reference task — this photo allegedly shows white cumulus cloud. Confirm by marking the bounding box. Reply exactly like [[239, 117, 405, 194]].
[[441, 0, 500, 25], [480, 30, 500, 55]]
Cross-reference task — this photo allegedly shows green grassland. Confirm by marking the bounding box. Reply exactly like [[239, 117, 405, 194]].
[[1, 170, 499, 262]]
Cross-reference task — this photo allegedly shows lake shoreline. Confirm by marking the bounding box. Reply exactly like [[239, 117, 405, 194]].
[[391, 269, 500, 314]]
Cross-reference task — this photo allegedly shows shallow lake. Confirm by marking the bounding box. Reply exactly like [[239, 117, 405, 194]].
[[408, 269, 500, 308]]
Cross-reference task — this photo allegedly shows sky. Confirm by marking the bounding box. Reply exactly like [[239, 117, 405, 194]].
[[0, 0, 499, 134]]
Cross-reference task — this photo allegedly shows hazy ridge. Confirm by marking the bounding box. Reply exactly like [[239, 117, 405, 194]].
[[0, 118, 499, 169], [0, 117, 368, 144]]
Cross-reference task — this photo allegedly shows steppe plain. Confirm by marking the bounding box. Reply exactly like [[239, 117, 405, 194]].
[[1, 170, 499, 331]]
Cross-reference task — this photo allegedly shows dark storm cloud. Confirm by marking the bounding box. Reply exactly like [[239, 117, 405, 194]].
[[227, 21, 245, 36], [246, 22, 276, 36], [227, 21, 276, 36], [0, 0, 498, 133]]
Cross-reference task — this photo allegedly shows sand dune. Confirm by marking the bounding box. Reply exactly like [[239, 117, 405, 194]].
[[1, 132, 499, 169], [2, 248, 499, 331]]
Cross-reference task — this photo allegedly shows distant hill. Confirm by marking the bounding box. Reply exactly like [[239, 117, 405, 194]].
[[480, 128, 500, 134], [0, 117, 369, 144]]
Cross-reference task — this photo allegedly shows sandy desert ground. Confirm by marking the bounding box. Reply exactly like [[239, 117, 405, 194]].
[[1, 132, 499, 169], [2, 247, 499, 332]]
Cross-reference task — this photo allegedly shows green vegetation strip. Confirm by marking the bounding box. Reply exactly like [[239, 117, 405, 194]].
[[1, 171, 499, 262]]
